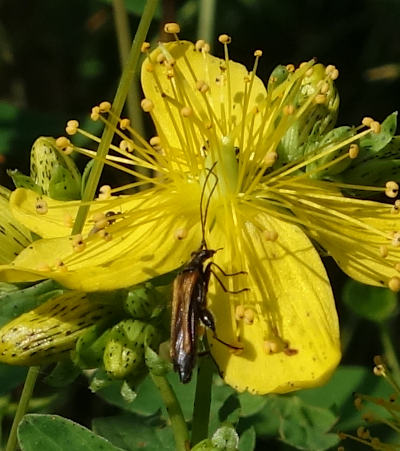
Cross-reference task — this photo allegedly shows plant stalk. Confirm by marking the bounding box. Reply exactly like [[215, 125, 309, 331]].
[[191, 353, 213, 445], [72, 0, 158, 234], [151, 373, 190, 451], [6, 366, 40, 451]]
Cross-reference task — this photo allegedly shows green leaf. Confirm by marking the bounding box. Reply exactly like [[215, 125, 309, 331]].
[[342, 279, 397, 322], [18, 414, 123, 451], [359, 112, 397, 154], [297, 365, 392, 431], [237, 391, 267, 417], [238, 427, 255, 451], [0, 363, 27, 395], [0, 280, 63, 328], [92, 414, 175, 451], [97, 374, 162, 416], [219, 394, 241, 425], [277, 396, 339, 450], [43, 360, 81, 388]]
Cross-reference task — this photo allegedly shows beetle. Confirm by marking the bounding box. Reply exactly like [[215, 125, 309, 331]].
[[170, 163, 247, 383]]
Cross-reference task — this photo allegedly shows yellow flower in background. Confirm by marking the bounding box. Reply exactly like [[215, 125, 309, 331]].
[[1, 27, 400, 394]]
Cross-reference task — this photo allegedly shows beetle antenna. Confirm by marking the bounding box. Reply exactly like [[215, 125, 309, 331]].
[[200, 161, 218, 249]]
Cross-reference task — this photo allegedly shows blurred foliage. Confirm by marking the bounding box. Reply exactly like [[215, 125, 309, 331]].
[[0, 0, 400, 450]]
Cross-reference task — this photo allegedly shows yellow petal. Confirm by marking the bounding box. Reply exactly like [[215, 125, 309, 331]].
[[141, 41, 266, 157], [207, 213, 340, 394], [292, 193, 400, 288], [10, 188, 79, 238], [1, 189, 203, 291], [0, 189, 32, 263]]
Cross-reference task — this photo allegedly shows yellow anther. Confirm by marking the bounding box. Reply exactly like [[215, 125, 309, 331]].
[[93, 213, 108, 230], [379, 245, 388, 258], [362, 412, 375, 422], [195, 40, 206, 51], [325, 64, 336, 75], [319, 81, 330, 94], [37, 263, 51, 272], [218, 34, 232, 44], [165, 58, 176, 68], [235, 305, 245, 320], [120, 118, 130, 130], [156, 53, 166, 64], [164, 22, 180, 34], [305, 67, 314, 77], [65, 119, 79, 135], [283, 104, 295, 115], [330, 68, 339, 80], [141, 42, 150, 53], [385, 181, 399, 198], [72, 234, 86, 252], [120, 140, 133, 153], [373, 355, 384, 365], [174, 227, 187, 240], [150, 136, 161, 149], [395, 262, 400, 272], [196, 80, 209, 93], [98, 229, 112, 241], [99, 101, 111, 113], [54, 259, 67, 272], [299, 62, 308, 69], [348, 143, 359, 159], [243, 308, 255, 325], [286, 63, 295, 72], [362, 116, 374, 127], [55, 136, 73, 155], [141, 98, 154, 112], [354, 396, 363, 410], [392, 232, 400, 247], [370, 438, 381, 448], [388, 276, 400, 292], [180, 106, 193, 117], [144, 62, 154, 72], [254, 49, 263, 57], [356, 427, 370, 439], [370, 120, 381, 134], [91, 106, 100, 121], [35, 199, 48, 215], [98, 185, 112, 200], [263, 340, 280, 354], [314, 94, 326, 104], [203, 43, 210, 53], [263, 151, 278, 168], [63, 213, 73, 228], [263, 230, 278, 241]]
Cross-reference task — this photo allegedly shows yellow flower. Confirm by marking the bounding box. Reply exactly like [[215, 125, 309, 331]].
[[1, 32, 399, 394]]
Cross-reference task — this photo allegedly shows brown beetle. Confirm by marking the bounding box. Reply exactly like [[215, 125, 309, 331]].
[[170, 163, 247, 383]]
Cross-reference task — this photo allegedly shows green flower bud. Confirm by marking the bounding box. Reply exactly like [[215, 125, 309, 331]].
[[0, 292, 115, 366], [30, 137, 81, 200], [103, 319, 161, 379], [277, 63, 340, 164]]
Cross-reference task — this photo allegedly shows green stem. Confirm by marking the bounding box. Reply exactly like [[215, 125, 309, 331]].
[[72, 0, 158, 234], [150, 374, 190, 451], [191, 355, 213, 446], [197, 0, 216, 46], [380, 322, 400, 384], [112, 0, 146, 138], [6, 366, 40, 451]]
